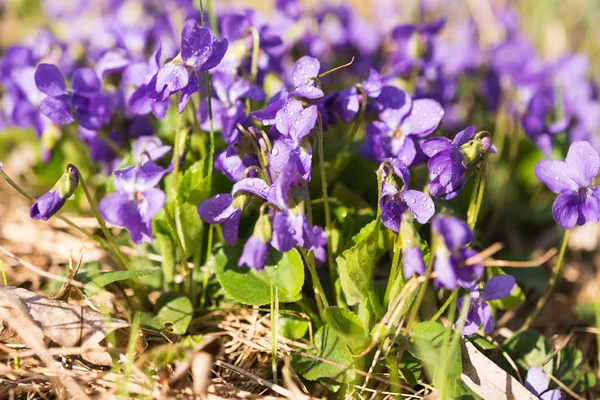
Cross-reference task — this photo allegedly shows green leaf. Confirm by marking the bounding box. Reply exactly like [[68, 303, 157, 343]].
[[77, 268, 160, 295], [292, 325, 355, 386], [324, 307, 370, 354], [141, 292, 193, 335], [212, 244, 304, 306], [554, 346, 596, 392], [501, 330, 553, 376], [468, 335, 498, 352], [277, 314, 308, 340], [178, 158, 211, 205], [336, 219, 380, 305], [175, 202, 204, 256], [409, 321, 462, 395], [398, 351, 421, 385]]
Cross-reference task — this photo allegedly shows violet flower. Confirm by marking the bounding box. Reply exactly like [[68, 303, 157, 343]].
[[133, 136, 172, 165], [534, 141, 600, 229], [431, 216, 483, 290], [525, 367, 564, 400], [30, 164, 79, 221], [239, 213, 272, 270], [34, 64, 112, 131], [147, 19, 228, 111], [379, 160, 435, 233], [288, 56, 324, 100], [422, 126, 495, 200], [99, 162, 168, 244], [456, 275, 516, 335], [364, 88, 444, 166], [198, 72, 266, 143]]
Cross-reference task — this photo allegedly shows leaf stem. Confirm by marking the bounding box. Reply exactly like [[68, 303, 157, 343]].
[[162, 205, 189, 278], [520, 229, 570, 331], [249, 27, 260, 84], [316, 113, 336, 298], [200, 224, 214, 309], [299, 248, 328, 318], [430, 289, 458, 322], [383, 232, 403, 307], [467, 158, 487, 230]]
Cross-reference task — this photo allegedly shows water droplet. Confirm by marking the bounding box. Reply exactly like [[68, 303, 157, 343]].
[[422, 197, 427, 202], [426, 204, 432, 209], [248, 180, 255, 187], [215, 194, 220, 199], [554, 176, 559, 181], [407, 239, 412, 244], [290, 229, 296, 235], [433, 150, 438, 154], [271, 148, 279, 156], [410, 198, 416, 204]]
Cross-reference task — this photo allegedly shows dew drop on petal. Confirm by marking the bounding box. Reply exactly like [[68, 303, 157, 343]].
[[426, 204, 432, 209], [554, 176, 559, 181], [271, 148, 279, 156], [248, 180, 255, 187], [410, 198, 416, 204]]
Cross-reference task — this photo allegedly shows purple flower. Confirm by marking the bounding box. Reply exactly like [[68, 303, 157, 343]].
[[239, 214, 272, 271], [199, 72, 266, 143], [99, 162, 168, 244], [400, 219, 426, 279], [30, 164, 79, 221], [525, 368, 564, 400], [456, 275, 516, 335], [126, 43, 169, 119], [34, 64, 112, 131], [147, 20, 228, 109], [364, 88, 444, 166], [534, 141, 600, 229], [133, 136, 172, 165], [431, 216, 484, 290], [423, 126, 495, 200], [198, 177, 271, 246], [289, 56, 324, 100], [379, 160, 435, 233], [389, 19, 445, 77]]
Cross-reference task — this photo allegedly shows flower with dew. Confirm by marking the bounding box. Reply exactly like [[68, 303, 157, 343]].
[[99, 162, 168, 244], [455, 275, 516, 335], [534, 141, 600, 229], [525, 367, 564, 400], [422, 125, 495, 200], [30, 164, 79, 221], [379, 159, 435, 234]]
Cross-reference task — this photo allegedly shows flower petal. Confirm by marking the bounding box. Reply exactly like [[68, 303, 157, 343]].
[[181, 21, 213, 70], [34, 63, 66, 97], [480, 302, 495, 333], [432, 216, 473, 251], [525, 367, 549, 396], [71, 68, 101, 93], [292, 56, 320, 87], [201, 36, 228, 71], [239, 236, 269, 270], [221, 208, 242, 246], [481, 275, 516, 301], [401, 99, 444, 136], [197, 193, 235, 224], [271, 210, 304, 252], [422, 137, 452, 157], [39, 95, 74, 125], [232, 177, 270, 199], [289, 84, 325, 99], [434, 254, 457, 290], [401, 189, 435, 224], [565, 141, 600, 188], [535, 160, 579, 193], [30, 191, 65, 221], [552, 191, 600, 229], [452, 125, 476, 146], [540, 390, 564, 400], [403, 246, 426, 278]]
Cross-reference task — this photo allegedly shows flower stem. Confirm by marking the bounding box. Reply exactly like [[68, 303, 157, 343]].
[[467, 158, 487, 230], [162, 205, 189, 276], [76, 167, 131, 272], [521, 229, 570, 331], [299, 248, 328, 318], [270, 284, 279, 384], [200, 224, 214, 309], [248, 27, 260, 84], [0, 170, 113, 257], [172, 101, 186, 195], [316, 113, 337, 298], [383, 232, 403, 307], [430, 289, 458, 322]]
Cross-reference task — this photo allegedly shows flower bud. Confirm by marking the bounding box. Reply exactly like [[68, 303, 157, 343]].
[[30, 164, 79, 221]]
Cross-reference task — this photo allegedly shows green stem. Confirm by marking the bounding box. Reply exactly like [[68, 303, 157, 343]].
[[0, 260, 8, 285], [521, 229, 570, 331], [270, 284, 279, 384], [299, 248, 328, 317], [200, 224, 214, 309], [466, 158, 487, 230], [172, 104, 186, 195], [162, 205, 189, 276], [430, 289, 458, 322], [316, 113, 337, 297], [76, 168, 131, 272], [249, 27, 260, 84], [383, 232, 403, 307]]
